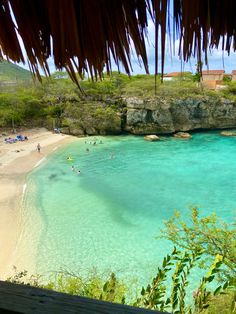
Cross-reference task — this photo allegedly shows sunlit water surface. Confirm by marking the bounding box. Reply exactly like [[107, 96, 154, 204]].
[[23, 132, 235, 293]]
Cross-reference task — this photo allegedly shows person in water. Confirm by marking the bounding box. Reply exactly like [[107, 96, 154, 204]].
[[37, 143, 41, 153], [71, 165, 75, 171], [77, 170, 81, 175], [67, 156, 72, 160]]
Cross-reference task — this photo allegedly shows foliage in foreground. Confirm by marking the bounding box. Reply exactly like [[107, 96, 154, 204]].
[[8, 246, 235, 313], [161, 208, 236, 282]]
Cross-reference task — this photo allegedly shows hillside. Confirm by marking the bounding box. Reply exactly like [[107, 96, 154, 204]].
[[0, 60, 31, 81]]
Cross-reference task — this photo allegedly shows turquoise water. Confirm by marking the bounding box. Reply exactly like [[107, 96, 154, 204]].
[[25, 132, 235, 291]]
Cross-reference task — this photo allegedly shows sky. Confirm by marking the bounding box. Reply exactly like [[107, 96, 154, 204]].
[[17, 18, 236, 76]]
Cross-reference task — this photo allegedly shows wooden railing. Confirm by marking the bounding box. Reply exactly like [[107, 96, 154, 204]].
[[0, 280, 169, 313]]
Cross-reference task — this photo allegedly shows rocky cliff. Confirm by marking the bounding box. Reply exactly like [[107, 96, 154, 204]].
[[124, 96, 236, 134], [61, 96, 236, 135]]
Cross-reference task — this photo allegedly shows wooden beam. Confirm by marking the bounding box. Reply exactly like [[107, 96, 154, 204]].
[[0, 281, 168, 314]]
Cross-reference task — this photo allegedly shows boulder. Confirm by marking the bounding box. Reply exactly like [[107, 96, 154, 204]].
[[144, 134, 160, 141], [220, 131, 236, 137], [60, 127, 70, 134], [174, 132, 192, 139], [68, 126, 85, 136]]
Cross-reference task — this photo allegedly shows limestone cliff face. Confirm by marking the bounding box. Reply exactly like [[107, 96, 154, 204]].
[[124, 96, 236, 134], [61, 96, 236, 136]]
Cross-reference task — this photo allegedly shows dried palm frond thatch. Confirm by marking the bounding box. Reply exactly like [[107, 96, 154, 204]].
[[0, 0, 236, 83]]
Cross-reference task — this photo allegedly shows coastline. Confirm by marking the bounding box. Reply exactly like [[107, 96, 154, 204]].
[[0, 128, 78, 279]]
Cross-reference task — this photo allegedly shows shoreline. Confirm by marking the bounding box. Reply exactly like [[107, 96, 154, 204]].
[[0, 128, 78, 279]]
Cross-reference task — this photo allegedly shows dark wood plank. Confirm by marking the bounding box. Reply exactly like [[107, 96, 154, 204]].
[[0, 281, 169, 314]]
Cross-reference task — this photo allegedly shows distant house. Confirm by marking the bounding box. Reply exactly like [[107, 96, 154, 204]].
[[163, 72, 192, 81], [202, 70, 225, 81], [201, 70, 225, 90], [231, 70, 236, 81]]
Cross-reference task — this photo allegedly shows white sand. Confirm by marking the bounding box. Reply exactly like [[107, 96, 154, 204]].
[[0, 128, 77, 279]]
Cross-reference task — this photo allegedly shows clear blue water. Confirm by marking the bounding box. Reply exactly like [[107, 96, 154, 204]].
[[24, 132, 236, 292]]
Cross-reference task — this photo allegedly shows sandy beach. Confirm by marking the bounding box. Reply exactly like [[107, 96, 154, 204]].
[[0, 128, 77, 279]]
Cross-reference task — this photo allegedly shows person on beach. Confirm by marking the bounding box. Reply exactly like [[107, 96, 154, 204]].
[[37, 143, 41, 153]]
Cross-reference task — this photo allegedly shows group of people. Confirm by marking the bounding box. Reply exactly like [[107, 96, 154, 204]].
[[4, 134, 28, 144], [84, 138, 103, 146], [71, 165, 81, 175]]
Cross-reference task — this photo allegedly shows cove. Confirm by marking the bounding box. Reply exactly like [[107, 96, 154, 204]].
[[23, 132, 235, 290]]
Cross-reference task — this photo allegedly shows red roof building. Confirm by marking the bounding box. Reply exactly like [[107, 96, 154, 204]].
[[202, 70, 225, 81], [163, 72, 192, 80], [232, 70, 236, 81]]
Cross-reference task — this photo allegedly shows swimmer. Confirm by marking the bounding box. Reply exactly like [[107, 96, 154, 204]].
[[77, 170, 81, 175], [71, 165, 75, 171]]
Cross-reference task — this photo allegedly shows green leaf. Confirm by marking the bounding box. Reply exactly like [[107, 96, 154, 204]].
[[103, 282, 108, 292], [173, 298, 178, 308], [162, 257, 167, 268], [202, 304, 210, 309], [214, 286, 222, 295], [223, 282, 228, 290], [165, 298, 171, 305], [206, 275, 215, 283], [215, 261, 223, 268]]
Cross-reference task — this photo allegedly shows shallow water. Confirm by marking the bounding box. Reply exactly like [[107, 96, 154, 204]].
[[24, 132, 235, 291]]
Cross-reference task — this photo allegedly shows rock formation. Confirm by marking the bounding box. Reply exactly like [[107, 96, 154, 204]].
[[61, 96, 236, 136]]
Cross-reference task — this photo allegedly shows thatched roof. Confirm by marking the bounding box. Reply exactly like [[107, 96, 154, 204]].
[[0, 0, 236, 84]]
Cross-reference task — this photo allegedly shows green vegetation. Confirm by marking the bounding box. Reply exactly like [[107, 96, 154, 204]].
[[7, 208, 236, 314], [9, 270, 126, 304], [1, 72, 236, 311], [0, 60, 32, 81], [162, 208, 236, 282], [80, 72, 205, 98], [8, 244, 235, 313], [1, 71, 236, 133]]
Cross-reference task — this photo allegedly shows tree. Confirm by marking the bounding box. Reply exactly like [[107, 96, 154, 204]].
[[193, 61, 203, 83], [161, 208, 236, 282]]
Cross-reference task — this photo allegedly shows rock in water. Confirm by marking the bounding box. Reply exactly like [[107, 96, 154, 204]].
[[220, 131, 236, 137], [144, 134, 160, 141], [174, 132, 192, 139]]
